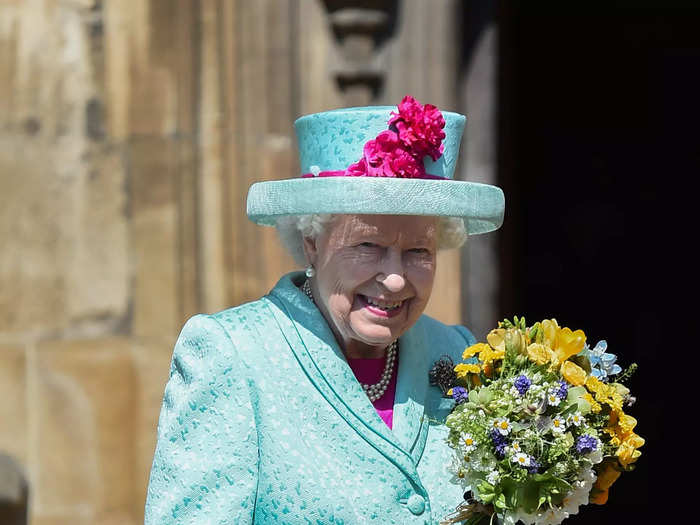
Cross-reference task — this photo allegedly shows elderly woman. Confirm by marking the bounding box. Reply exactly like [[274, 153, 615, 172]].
[[145, 96, 504, 524]]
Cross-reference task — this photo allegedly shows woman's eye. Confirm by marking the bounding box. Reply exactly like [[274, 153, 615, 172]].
[[359, 242, 378, 248], [408, 248, 430, 254]]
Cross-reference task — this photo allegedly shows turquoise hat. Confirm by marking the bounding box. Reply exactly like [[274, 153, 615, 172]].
[[246, 97, 504, 235]]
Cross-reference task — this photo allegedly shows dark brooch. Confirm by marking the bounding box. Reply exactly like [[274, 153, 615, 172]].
[[428, 355, 458, 396]]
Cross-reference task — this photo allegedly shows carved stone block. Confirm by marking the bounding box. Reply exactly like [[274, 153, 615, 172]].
[[32, 338, 135, 524], [0, 345, 27, 465]]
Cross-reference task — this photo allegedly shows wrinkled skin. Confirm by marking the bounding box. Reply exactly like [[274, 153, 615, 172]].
[[303, 214, 438, 358]]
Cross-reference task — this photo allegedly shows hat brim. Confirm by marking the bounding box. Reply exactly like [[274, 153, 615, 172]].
[[246, 177, 504, 235]]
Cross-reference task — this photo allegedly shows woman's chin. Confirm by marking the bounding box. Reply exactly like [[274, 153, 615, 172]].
[[347, 319, 400, 348]]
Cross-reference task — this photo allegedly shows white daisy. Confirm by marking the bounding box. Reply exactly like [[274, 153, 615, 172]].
[[508, 441, 523, 455], [462, 433, 477, 453], [550, 416, 567, 434], [486, 469, 500, 485], [511, 452, 530, 467], [568, 412, 584, 427], [493, 417, 512, 436], [547, 389, 562, 407]]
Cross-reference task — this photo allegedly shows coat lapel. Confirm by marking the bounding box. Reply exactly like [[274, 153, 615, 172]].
[[264, 272, 428, 490], [393, 317, 430, 462]]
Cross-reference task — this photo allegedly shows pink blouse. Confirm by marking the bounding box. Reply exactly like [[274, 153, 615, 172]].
[[346, 353, 399, 429]]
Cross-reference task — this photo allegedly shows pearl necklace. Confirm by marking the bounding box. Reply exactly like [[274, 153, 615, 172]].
[[301, 279, 397, 402]]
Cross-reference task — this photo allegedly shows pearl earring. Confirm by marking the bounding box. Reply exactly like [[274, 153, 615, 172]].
[[305, 265, 315, 278]]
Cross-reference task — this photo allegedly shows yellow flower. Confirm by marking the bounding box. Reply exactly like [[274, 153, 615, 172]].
[[463, 343, 490, 360], [617, 414, 638, 436], [454, 363, 481, 378], [617, 433, 645, 467], [539, 319, 586, 367], [479, 345, 505, 365], [561, 360, 587, 386], [554, 327, 587, 362], [505, 328, 528, 355], [541, 319, 560, 348], [604, 414, 621, 446], [586, 376, 624, 413], [605, 411, 641, 446], [585, 375, 603, 393], [582, 392, 602, 413], [486, 329, 506, 352], [527, 343, 553, 365]]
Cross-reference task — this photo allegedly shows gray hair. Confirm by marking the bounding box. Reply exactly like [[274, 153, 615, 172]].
[[276, 214, 467, 266]]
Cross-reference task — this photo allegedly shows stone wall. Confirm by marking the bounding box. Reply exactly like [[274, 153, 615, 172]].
[[0, 0, 468, 522]]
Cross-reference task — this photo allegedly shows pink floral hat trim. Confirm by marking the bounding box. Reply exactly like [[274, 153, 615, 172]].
[[301, 95, 447, 180]]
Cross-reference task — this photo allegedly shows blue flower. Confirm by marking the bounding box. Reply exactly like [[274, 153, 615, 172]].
[[575, 435, 598, 454], [586, 340, 622, 381], [450, 386, 469, 405], [556, 380, 569, 400], [527, 457, 540, 474], [513, 374, 531, 396], [489, 428, 507, 458]]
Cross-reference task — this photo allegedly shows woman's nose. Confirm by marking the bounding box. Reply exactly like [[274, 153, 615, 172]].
[[377, 250, 406, 292], [380, 273, 405, 292]]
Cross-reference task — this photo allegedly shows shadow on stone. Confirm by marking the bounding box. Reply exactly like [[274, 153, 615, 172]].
[[0, 453, 28, 525]]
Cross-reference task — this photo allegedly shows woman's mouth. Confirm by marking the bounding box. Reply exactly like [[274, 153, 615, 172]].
[[357, 294, 406, 318]]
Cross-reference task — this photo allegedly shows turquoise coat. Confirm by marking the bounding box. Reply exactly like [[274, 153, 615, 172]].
[[145, 272, 476, 524]]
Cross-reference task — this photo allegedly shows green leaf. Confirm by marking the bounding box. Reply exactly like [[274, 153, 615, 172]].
[[499, 477, 518, 511], [494, 493, 507, 511], [561, 432, 575, 449], [565, 386, 592, 415], [478, 388, 494, 404], [519, 482, 540, 513], [559, 402, 579, 417], [569, 354, 592, 374], [469, 389, 480, 404], [476, 481, 496, 504], [566, 386, 587, 402]]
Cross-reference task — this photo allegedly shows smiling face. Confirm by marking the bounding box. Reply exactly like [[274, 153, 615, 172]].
[[303, 214, 438, 358]]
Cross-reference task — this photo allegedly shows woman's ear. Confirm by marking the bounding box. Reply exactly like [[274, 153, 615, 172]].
[[301, 235, 318, 267]]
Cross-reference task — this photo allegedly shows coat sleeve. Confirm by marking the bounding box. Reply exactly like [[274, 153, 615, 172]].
[[145, 314, 259, 525]]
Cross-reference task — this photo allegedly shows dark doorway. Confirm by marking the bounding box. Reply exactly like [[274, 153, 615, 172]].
[[498, 2, 698, 523]]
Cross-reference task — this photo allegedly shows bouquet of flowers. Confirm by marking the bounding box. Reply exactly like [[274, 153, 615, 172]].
[[431, 317, 643, 525]]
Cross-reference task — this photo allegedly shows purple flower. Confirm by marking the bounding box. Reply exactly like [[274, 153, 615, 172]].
[[489, 428, 507, 458], [489, 428, 506, 444], [575, 435, 598, 454], [556, 380, 569, 400], [513, 375, 531, 396], [450, 386, 469, 405], [527, 457, 540, 474]]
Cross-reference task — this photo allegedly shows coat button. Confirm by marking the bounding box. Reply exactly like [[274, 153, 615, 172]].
[[407, 493, 425, 515]]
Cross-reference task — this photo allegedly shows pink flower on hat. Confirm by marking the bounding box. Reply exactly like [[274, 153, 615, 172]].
[[345, 130, 426, 178], [387, 145, 427, 178], [388, 95, 446, 161], [306, 95, 446, 179]]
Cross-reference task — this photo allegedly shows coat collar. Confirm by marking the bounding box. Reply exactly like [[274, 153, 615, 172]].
[[265, 272, 432, 483]]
